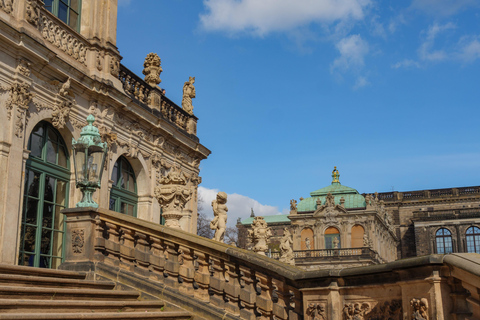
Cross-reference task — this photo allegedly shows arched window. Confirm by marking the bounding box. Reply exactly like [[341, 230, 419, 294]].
[[19, 122, 70, 269], [325, 227, 340, 249], [44, 0, 81, 31], [351, 225, 365, 248], [466, 226, 480, 253], [435, 228, 453, 254], [109, 156, 137, 217]]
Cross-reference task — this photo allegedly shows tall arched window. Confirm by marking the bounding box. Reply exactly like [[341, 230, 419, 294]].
[[109, 156, 137, 217], [44, 0, 81, 31], [325, 227, 340, 249], [435, 228, 453, 254], [19, 122, 70, 269], [466, 226, 480, 253], [351, 225, 365, 248]]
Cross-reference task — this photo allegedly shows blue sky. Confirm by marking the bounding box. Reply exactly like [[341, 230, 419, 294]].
[[117, 0, 480, 225]]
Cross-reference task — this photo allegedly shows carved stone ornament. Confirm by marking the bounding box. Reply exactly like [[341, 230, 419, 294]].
[[6, 83, 34, 121], [411, 298, 429, 320], [110, 56, 119, 77], [16, 59, 31, 77], [314, 192, 347, 219], [181, 76, 195, 115], [96, 50, 104, 71], [247, 216, 272, 255], [343, 302, 370, 320], [210, 192, 228, 242], [154, 164, 192, 229], [290, 199, 297, 215], [52, 100, 73, 129], [26, 0, 42, 27], [72, 229, 85, 254], [306, 303, 327, 320], [142, 53, 162, 86], [279, 227, 294, 265], [0, 0, 13, 14], [365, 300, 402, 319]]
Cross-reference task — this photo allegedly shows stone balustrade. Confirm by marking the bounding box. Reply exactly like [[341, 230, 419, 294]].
[[371, 185, 480, 202], [118, 65, 197, 136], [60, 207, 480, 320]]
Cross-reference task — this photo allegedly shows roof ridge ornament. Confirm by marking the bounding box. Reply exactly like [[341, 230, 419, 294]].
[[332, 166, 340, 184]]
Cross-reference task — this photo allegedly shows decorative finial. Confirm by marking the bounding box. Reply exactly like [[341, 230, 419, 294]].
[[332, 166, 340, 184]]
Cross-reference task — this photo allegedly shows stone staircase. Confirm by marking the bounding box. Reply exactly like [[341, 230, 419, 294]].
[[0, 264, 192, 319]]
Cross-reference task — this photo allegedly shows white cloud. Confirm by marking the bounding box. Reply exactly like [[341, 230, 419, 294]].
[[198, 186, 282, 228], [456, 36, 480, 63], [418, 22, 456, 62], [353, 76, 369, 89], [391, 59, 421, 69], [331, 34, 369, 72], [200, 0, 371, 36], [411, 0, 479, 16]]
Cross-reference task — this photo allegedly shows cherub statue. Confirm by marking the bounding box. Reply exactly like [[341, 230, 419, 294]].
[[210, 192, 228, 242]]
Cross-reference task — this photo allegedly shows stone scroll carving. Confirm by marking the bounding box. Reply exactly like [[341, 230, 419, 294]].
[[181, 77, 195, 115], [411, 298, 429, 320], [306, 303, 327, 320], [26, 0, 42, 27], [154, 164, 192, 229], [0, 0, 14, 14], [72, 229, 85, 254], [279, 227, 294, 265], [52, 100, 73, 129], [143, 53, 162, 86], [210, 192, 228, 242], [247, 216, 272, 255]]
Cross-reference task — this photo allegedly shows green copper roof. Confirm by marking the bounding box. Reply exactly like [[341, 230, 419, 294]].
[[297, 168, 366, 211], [241, 215, 290, 225]]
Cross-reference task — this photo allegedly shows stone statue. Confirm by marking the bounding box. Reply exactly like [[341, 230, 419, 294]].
[[305, 237, 311, 250], [333, 236, 339, 249], [363, 234, 371, 247], [290, 199, 297, 215], [365, 194, 372, 208], [210, 192, 228, 242], [250, 208, 255, 217], [182, 77, 195, 115], [247, 217, 272, 255], [411, 298, 429, 320], [279, 228, 294, 265], [143, 53, 162, 86]]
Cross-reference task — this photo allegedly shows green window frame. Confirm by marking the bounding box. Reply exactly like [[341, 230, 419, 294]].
[[44, 0, 82, 31], [109, 156, 138, 217], [19, 121, 70, 269]]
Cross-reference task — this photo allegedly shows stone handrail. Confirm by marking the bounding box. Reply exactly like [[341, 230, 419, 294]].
[[118, 65, 197, 135], [372, 185, 480, 202], [61, 207, 480, 319]]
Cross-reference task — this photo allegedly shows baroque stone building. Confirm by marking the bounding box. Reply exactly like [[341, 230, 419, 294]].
[[0, 0, 210, 268], [237, 168, 480, 269]]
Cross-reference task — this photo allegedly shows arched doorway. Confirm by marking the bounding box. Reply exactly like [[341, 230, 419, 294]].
[[19, 121, 70, 268], [109, 156, 138, 216]]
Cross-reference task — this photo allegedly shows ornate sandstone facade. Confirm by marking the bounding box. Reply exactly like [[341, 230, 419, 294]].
[[0, 0, 210, 267]]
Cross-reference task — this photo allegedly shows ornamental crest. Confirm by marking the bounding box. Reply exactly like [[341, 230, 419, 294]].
[[72, 229, 85, 254]]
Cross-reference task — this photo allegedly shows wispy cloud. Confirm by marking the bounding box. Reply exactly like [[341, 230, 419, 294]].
[[456, 35, 480, 63], [391, 59, 421, 69], [411, 0, 479, 16], [198, 187, 282, 227], [199, 0, 371, 36], [418, 22, 456, 62]]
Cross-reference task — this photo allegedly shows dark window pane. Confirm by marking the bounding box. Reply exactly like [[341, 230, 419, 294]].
[[30, 134, 43, 158], [23, 226, 37, 252], [42, 203, 54, 229], [25, 199, 38, 225], [40, 229, 52, 255], [69, 10, 78, 29], [54, 206, 64, 230], [46, 140, 57, 164], [121, 202, 127, 214], [128, 173, 135, 192], [39, 255, 50, 268], [26, 171, 40, 198], [44, 176, 55, 202], [58, 146, 67, 168], [44, 0, 53, 12], [109, 198, 116, 210], [70, 0, 79, 11], [58, 2, 68, 24], [55, 180, 67, 206]]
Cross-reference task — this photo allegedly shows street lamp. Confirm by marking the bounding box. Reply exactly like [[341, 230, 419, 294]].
[[72, 114, 108, 208]]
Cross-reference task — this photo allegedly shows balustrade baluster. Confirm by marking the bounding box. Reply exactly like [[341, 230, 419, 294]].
[[256, 272, 274, 319], [149, 237, 165, 281], [119, 227, 135, 271], [134, 231, 150, 277], [239, 266, 257, 320], [163, 240, 180, 289], [209, 257, 226, 309], [104, 222, 120, 266], [272, 279, 289, 320], [224, 261, 241, 315], [178, 246, 195, 297], [193, 251, 210, 302]]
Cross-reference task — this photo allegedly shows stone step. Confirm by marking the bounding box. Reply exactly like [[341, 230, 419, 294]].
[[0, 264, 85, 280], [0, 311, 193, 319], [0, 286, 140, 300], [0, 274, 115, 290], [0, 299, 166, 313]]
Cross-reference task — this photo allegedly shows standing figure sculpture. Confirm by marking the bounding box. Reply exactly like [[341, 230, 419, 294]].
[[279, 228, 294, 265], [210, 192, 228, 242], [182, 77, 196, 115]]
